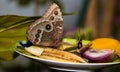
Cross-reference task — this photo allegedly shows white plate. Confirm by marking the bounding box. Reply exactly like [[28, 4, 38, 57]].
[[15, 48, 120, 71]]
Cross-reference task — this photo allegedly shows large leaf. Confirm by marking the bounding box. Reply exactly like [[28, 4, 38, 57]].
[[0, 15, 40, 33], [0, 13, 77, 61], [0, 15, 39, 61]]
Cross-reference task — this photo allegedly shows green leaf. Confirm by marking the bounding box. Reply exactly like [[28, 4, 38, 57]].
[[0, 15, 40, 61], [0, 15, 40, 33]]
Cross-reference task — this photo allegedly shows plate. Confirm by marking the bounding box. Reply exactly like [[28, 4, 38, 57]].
[[15, 47, 120, 71]]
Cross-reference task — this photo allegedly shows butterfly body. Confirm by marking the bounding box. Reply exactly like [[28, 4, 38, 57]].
[[27, 3, 63, 47]]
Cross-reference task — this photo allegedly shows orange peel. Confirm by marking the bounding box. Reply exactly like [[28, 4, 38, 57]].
[[90, 38, 120, 55]]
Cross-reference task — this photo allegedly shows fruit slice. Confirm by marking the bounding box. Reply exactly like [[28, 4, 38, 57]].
[[25, 46, 87, 63], [62, 38, 90, 46]]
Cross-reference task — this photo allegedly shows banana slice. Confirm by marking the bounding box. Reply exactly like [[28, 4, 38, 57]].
[[25, 46, 44, 56], [25, 46, 87, 63]]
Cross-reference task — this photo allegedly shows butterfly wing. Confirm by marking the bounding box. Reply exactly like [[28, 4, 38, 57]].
[[27, 3, 63, 47]]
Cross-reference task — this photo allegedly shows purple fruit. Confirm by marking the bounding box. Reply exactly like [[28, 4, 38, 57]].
[[82, 49, 115, 63]]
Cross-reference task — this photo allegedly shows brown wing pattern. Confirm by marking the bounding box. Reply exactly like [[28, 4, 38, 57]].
[[27, 3, 63, 47]]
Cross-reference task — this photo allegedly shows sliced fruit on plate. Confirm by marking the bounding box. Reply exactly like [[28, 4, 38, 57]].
[[62, 38, 90, 46], [25, 46, 88, 63], [82, 49, 115, 63]]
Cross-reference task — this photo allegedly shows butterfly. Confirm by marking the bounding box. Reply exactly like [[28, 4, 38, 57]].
[[27, 3, 63, 47]]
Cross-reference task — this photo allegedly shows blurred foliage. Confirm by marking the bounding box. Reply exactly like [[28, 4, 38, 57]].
[[73, 28, 91, 40], [63, 27, 91, 40], [0, 15, 40, 33], [0, 15, 38, 61], [16, 0, 32, 6]]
